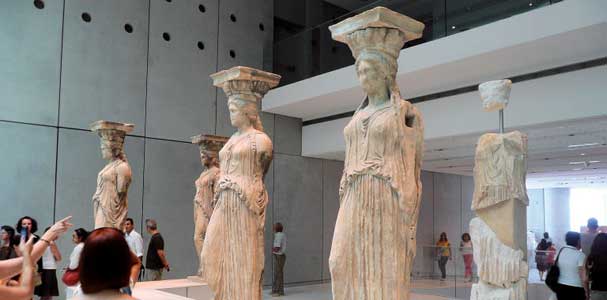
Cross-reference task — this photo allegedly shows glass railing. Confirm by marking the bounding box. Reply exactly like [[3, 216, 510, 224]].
[[410, 245, 556, 299], [273, 0, 562, 86]]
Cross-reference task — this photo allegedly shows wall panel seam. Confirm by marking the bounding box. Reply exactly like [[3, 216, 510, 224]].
[[52, 0, 67, 222]]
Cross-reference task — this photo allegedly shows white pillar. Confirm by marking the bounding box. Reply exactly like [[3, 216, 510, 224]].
[[544, 188, 570, 248]]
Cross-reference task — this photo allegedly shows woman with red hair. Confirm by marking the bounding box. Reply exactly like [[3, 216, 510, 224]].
[[72, 227, 138, 300]]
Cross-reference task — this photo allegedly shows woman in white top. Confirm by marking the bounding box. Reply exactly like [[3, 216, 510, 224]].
[[555, 231, 587, 300], [272, 223, 286, 297], [66, 228, 89, 285], [460, 233, 474, 282], [34, 227, 62, 299]]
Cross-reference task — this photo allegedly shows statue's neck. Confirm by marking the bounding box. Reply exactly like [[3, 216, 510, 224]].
[[367, 88, 389, 108]]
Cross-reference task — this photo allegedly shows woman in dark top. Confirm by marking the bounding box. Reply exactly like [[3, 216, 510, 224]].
[[585, 233, 607, 300], [0, 226, 17, 260], [535, 238, 549, 280]]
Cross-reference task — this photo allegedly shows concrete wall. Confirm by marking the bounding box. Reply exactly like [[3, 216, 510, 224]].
[[0, 0, 337, 294]]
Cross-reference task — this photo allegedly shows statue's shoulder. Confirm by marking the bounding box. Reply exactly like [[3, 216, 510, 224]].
[[114, 160, 132, 175], [253, 130, 273, 152]]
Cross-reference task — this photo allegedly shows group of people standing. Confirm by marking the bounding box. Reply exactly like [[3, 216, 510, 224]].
[[546, 218, 606, 300], [435, 232, 474, 283], [0, 215, 171, 300], [0, 216, 63, 300]]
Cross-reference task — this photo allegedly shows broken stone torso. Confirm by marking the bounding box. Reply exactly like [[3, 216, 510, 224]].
[[470, 131, 529, 300]]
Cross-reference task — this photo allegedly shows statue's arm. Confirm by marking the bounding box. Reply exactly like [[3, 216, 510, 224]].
[[115, 163, 132, 196], [256, 134, 273, 176]]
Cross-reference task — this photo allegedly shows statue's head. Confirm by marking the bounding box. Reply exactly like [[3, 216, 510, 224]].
[[478, 79, 512, 112], [355, 49, 397, 96], [200, 151, 218, 168], [228, 97, 262, 131], [210, 67, 280, 132], [191, 134, 228, 169], [329, 7, 424, 99], [90, 121, 134, 162], [98, 130, 126, 160]]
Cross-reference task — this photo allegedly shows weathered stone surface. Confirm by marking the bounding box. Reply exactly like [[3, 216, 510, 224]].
[[201, 67, 278, 300], [470, 217, 528, 288], [90, 120, 134, 230], [472, 131, 528, 250], [191, 134, 228, 277], [470, 83, 529, 300], [328, 7, 425, 300], [478, 79, 512, 112]]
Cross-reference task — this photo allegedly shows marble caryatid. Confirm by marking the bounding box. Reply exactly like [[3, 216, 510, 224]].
[[201, 66, 279, 300], [191, 134, 227, 277], [327, 7, 425, 300], [470, 79, 529, 300], [90, 120, 134, 230]]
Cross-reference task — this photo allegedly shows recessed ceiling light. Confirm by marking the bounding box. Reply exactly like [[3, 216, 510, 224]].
[[451, 25, 456, 29], [580, 153, 586, 156], [568, 142, 600, 148], [529, 2, 533, 6]]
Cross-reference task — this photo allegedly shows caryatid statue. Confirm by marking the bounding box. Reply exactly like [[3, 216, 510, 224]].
[[191, 134, 228, 277], [201, 66, 279, 300], [470, 79, 529, 300], [328, 7, 425, 300], [90, 120, 134, 230]]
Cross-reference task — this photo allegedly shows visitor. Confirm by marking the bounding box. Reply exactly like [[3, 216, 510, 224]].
[[585, 232, 607, 300], [542, 232, 552, 244], [459, 233, 473, 282], [15, 216, 42, 283], [0, 217, 72, 300], [0, 226, 17, 260], [123, 218, 143, 280], [554, 231, 586, 300], [64, 228, 89, 287], [536, 238, 550, 281], [581, 217, 599, 256], [34, 227, 61, 300], [546, 241, 557, 270], [71, 228, 139, 300], [16, 216, 41, 245], [436, 232, 451, 281], [145, 219, 169, 281], [272, 222, 286, 297]]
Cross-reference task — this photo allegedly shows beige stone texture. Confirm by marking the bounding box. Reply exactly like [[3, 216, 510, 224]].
[[90, 120, 134, 230], [328, 7, 425, 300], [478, 79, 512, 112], [201, 67, 278, 300], [191, 134, 228, 277], [469, 104, 529, 299]]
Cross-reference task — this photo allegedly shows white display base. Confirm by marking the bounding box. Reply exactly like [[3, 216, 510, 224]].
[[66, 282, 201, 300], [134, 278, 213, 300]]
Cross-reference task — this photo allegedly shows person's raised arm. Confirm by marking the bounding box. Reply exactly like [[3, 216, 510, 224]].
[[0, 216, 72, 280], [0, 236, 35, 300]]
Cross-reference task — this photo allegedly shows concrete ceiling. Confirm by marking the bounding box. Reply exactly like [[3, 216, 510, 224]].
[[423, 116, 607, 188]]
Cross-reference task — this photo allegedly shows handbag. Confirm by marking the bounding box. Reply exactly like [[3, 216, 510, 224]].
[[545, 247, 565, 292], [61, 268, 80, 286]]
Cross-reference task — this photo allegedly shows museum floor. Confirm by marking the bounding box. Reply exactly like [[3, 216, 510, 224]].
[[259, 276, 553, 300], [261, 282, 455, 300]]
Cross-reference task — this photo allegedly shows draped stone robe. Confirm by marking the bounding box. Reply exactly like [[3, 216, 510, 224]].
[[201, 130, 272, 300], [330, 96, 423, 300]]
